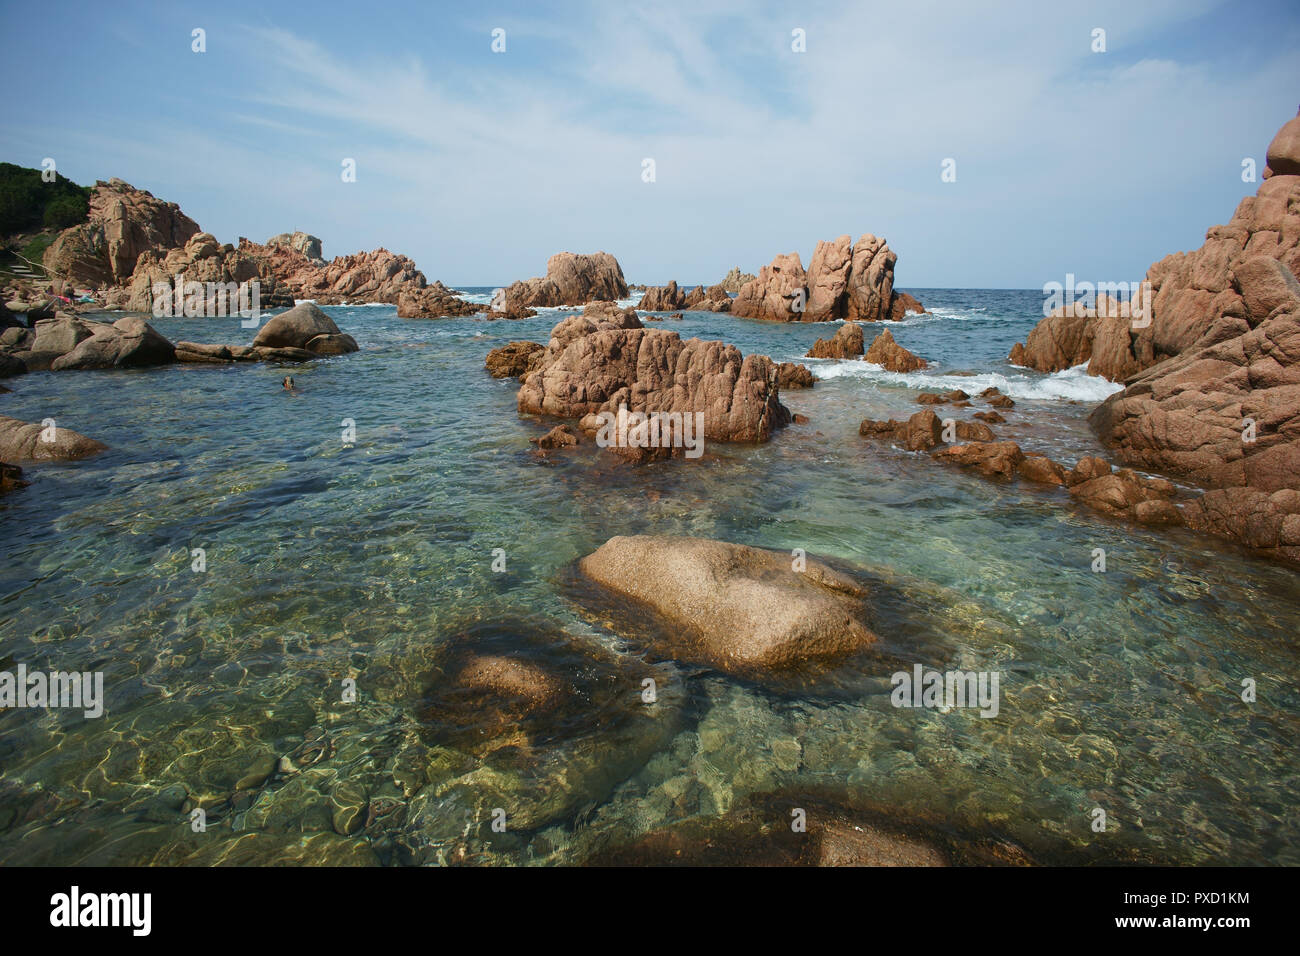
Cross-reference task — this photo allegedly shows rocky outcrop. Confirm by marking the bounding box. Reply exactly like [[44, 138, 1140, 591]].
[[0, 306, 357, 375], [864, 329, 928, 372], [1089, 297, 1300, 494], [123, 232, 294, 313], [1062, 456, 1182, 526], [396, 281, 479, 318], [42, 179, 200, 287], [860, 409, 991, 452], [732, 235, 922, 323], [638, 281, 731, 312], [485, 341, 545, 379], [50, 316, 175, 370], [1, 461, 27, 493], [718, 267, 756, 294], [731, 252, 808, 321], [776, 362, 815, 389], [806, 321, 864, 359], [250, 302, 359, 354], [516, 312, 790, 453], [1183, 488, 1300, 564], [576, 535, 876, 672], [501, 252, 628, 309], [266, 231, 324, 263], [1010, 112, 1300, 382], [0, 415, 107, 461]]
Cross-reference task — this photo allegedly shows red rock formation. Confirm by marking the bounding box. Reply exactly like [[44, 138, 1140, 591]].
[[1010, 111, 1300, 382], [732, 234, 923, 323], [501, 252, 628, 309], [806, 321, 864, 359], [864, 329, 928, 372]]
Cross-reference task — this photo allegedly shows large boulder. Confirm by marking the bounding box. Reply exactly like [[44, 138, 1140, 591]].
[[251, 303, 357, 354], [576, 535, 877, 672], [718, 267, 756, 294], [844, 234, 898, 324], [396, 281, 478, 318], [485, 341, 545, 379], [1266, 109, 1300, 177], [0, 416, 107, 461], [805, 235, 853, 321], [864, 328, 928, 371], [731, 252, 808, 321], [265, 231, 324, 262], [806, 321, 864, 359], [51, 317, 175, 370], [501, 252, 628, 309], [517, 316, 790, 453]]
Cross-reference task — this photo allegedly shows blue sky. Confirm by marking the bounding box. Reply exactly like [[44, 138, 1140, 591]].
[[2, 0, 1298, 288]]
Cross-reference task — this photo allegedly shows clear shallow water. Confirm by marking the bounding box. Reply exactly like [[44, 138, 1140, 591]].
[[1, 289, 1298, 865]]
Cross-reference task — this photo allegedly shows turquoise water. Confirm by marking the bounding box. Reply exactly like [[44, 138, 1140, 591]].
[[1, 290, 1298, 865]]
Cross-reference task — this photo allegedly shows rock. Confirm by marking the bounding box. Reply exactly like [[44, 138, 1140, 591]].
[[776, 362, 815, 388], [638, 281, 687, 311], [576, 535, 876, 672], [864, 329, 928, 372], [1063, 457, 1180, 522], [732, 252, 808, 322], [485, 341, 545, 379], [844, 234, 898, 324], [806, 321, 864, 359], [396, 281, 479, 318], [805, 235, 854, 321], [974, 411, 1006, 424], [732, 235, 921, 324], [43, 178, 200, 287], [50, 317, 176, 370], [1, 461, 27, 493], [303, 333, 359, 356], [1017, 455, 1068, 485], [530, 424, 579, 449], [1010, 113, 1300, 382], [915, 389, 967, 405], [251, 303, 348, 351], [888, 291, 927, 321], [0, 354, 24, 378], [1089, 305, 1300, 493], [1183, 487, 1300, 564], [0, 416, 107, 461], [1232, 255, 1300, 322], [32, 314, 95, 355], [987, 394, 1015, 408], [517, 316, 789, 450], [501, 252, 628, 308], [1266, 109, 1300, 177], [858, 409, 943, 451], [932, 441, 1025, 478], [718, 267, 756, 294], [266, 231, 324, 262]]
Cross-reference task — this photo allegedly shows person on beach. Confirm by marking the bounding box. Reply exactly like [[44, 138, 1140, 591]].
[[282, 376, 295, 391]]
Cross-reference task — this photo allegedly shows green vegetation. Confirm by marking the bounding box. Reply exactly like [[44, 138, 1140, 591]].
[[0, 162, 90, 236], [20, 234, 52, 265]]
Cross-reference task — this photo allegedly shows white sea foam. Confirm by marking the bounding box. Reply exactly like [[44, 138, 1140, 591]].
[[809, 360, 1123, 402]]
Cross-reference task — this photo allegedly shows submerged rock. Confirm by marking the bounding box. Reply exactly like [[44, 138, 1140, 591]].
[[576, 535, 877, 672], [0, 415, 107, 461], [485, 340, 545, 379], [396, 281, 480, 318]]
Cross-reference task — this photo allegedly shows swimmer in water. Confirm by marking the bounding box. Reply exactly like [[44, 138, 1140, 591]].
[[282, 376, 295, 391]]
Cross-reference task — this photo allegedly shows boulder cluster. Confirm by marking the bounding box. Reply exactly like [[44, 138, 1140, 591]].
[[731, 234, 926, 323]]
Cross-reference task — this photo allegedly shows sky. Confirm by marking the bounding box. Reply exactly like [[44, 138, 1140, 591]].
[[2, 0, 1298, 288]]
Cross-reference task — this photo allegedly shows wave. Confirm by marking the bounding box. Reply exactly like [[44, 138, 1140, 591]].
[[809, 360, 1123, 402]]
